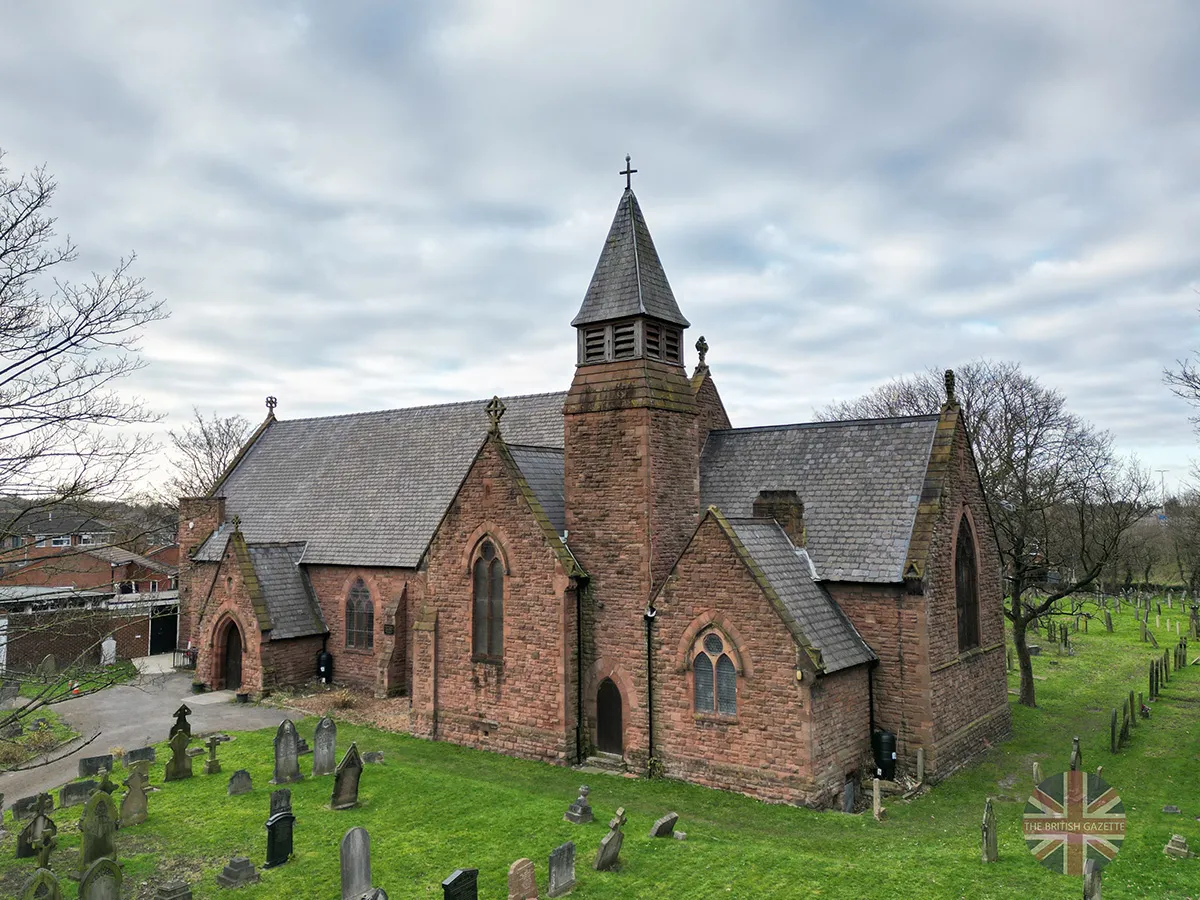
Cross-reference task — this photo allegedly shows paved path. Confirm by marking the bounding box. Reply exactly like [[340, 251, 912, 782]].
[[1, 671, 297, 811]]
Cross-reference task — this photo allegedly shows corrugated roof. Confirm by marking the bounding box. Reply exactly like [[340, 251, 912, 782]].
[[727, 518, 875, 674], [205, 393, 565, 568], [701, 416, 939, 583], [571, 188, 689, 328], [246, 544, 326, 640], [508, 445, 565, 535], [84, 545, 176, 575]]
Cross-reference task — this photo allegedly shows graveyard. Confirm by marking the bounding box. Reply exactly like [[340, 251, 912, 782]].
[[1, 597, 1197, 898]]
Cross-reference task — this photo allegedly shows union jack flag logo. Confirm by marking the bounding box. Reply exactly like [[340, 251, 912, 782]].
[[1023, 771, 1125, 875]]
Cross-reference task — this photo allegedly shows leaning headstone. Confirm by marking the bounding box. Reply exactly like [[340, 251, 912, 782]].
[[203, 735, 222, 776], [442, 868, 478, 900], [100, 636, 117, 667], [332, 742, 364, 810], [1163, 834, 1196, 859], [592, 807, 626, 871], [13, 792, 53, 821], [264, 788, 295, 868], [19, 868, 63, 900], [564, 785, 593, 824], [547, 842, 575, 898], [16, 796, 57, 859], [341, 826, 372, 900], [1069, 736, 1082, 771], [78, 857, 121, 900], [228, 769, 253, 796], [648, 812, 678, 837], [314, 716, 337, 776], [169, 704, 191, 740], [59, 780, 97, 808], [78, 755, 113, 778], [164, 730, 192, 782], [78, 790, 119, 874], [125, 745, 157, 766], [271, 720, 302, 784], [508, 858, 537, 900], [153, 880, 193, 900], [120, 770, 149, 827], [215, 856, 260, 887], [981, 798, 998, 862]]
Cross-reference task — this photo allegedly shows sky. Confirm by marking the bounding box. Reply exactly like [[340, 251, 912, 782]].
[[2, 1, 1199, 494]]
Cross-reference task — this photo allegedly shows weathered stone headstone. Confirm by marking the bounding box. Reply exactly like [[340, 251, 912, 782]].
[[362, 750, 385, 764], [508, 858, 537, 900], [96, 770, 116, 795], [164, 730, 192, 782], [38, 655, 57, 677], [16, 796, 57, 860], [153, 880, 192, 900], [0, 680, 20, 706], [78, 857, 121, 900], [271, 720, 302, 784], [1162, 804, 1181, 814], [332, 742, 364, 810], [78, 755, 113, 778], [100, 636, 117, 667], [124, 745, 157, 765], [314, 716, 337, 776], [648, 812, 678, 837], [169, 704, 191, 740], [1069, 736, 1082, 771], [841, 778, 855, 813], [1032, 761, 1041, 785], [264, 788, 295, 868], [32, 826, 57, 870], [215, 856, 260, 887], [1083, 858, 1101, 898], [1164, 834, 1196, 858], [443, 868, 479, 900], [19, 868, 63, 900], [1110, 709, 1118, 754], [13, 792, 53, 821], [981, 798, 998, 862], [592, 807, 626, 871], [341, 826, 373, 900], [228, 769, 252, 796], [547, 842, 575, 898], [564, 785, 592, 824], [873, 777, 885, 821], [120, 770, 149, 827], [59, 780, 97, 808], [78, 790, 119, 874], [203, 735, 222, 776]]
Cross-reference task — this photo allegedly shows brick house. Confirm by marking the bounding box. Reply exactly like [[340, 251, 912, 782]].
[[177, 179, 1010, 806]]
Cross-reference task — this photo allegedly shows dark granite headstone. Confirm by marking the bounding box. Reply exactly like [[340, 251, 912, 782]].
[[78, 790, 119, 874], [441, 868, 478, 900], [59, 780, 97, 808], [332, 742, 364, 810], [547, 841, 575, 898], [842, 778, 856, 814], [272, 720, 302, 784], [341, 826, 372, 900], [264, 789, 295, 869], [215, 857, 260, 888], [564, 785, 592, 824], [125, 746, 157, 766], [165, 730, 192, 782], [78, 755, 113, 778], [78, 856, 121, 900], [314, 717, 337, 776], [153, 880, 192, 900], [593, 807, 626, 871], [648, 812, 678, 837], [19, 868, 63, 900], [228, 769, 253, 796], [169, 704, 191, 740]]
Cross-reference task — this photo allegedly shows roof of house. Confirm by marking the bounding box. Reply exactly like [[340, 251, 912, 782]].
[[700, 416, 940, 583], [508, 444, 566, 535], [201, 393, 565, 568], [725, 518, 876, 674], [84, 545, 177, 576], [246, 544, 326, 640], [570, 188, 690, 328]]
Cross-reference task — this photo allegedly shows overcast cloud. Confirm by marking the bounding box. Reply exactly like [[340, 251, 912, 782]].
[[2, 0, 1198, 491]]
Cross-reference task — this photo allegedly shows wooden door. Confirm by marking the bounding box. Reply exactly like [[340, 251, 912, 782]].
[[596, 678, 622, 755], [223, 624, 243, 690]]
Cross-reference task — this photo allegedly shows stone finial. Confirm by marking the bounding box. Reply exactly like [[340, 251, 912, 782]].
[[266, 396, 277, 412], [696, 335, 708, 367], [944, 369, 956, 404], [486, 395, 506, 436]]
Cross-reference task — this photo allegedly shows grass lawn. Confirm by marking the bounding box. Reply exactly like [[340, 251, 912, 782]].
[[1, 604, 1197, 899]]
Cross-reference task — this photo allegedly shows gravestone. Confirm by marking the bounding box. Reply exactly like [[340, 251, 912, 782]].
[[100, 636, 117, 667], [203, 735, 221, 775], [592, 807, 626, 871], [228, 769, 253, 796], [1069, 736, 1082, 771], [215, 856, 260, 887], [78, 790, 119, 873], [120, 770, 149, 827], [1162, 804, 1181, 814], [16, 796, 57, 859], [508, 858, 537, 900], [169, 704, 191, 740], [981, 798, 998, 862], [1163, 834, 1195, 858], [125, 745, 157, 765], [78, 755, 113, 778], [648, 812, 678, 837], [362, 751, 385, 764], [32, 827, 57, 870], [96, 770, 116, 796], [547, 842, 575, 898], [1032, 761, 1041, 785], [264, 788, 295, 868], [873, 777, 885, 821], [442, 868, 478, 900], [1129, 690, 1136, 728], [19, 868, 63, 900], [0, 680, 20, 706], [332, 742, 364, 810], [841, 779, 855, 813], [272, 720, 302, 784], [59, 780, 97, 808], [314, 717, 337, 776], [1110, 709, 1118, 754], [341, 826, 372, 900], [78, 857, 121, 900], [153, 880, 192, 900], [13, 792, 53, 821], [38, 655, 57, 677], [164, 730, 192, 781], [564, 785, 593, 824], [295, 736, 311, 755]]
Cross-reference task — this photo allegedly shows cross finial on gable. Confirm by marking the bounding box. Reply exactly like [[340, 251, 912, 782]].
[[486, 395, 506, 436], [696, 335, 708, 367], [266, 396, 277, 412], [232, 514, 242, 532], [620, 154, 637, 190]]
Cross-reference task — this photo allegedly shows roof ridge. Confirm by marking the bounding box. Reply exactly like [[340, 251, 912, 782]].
[[274, 390, 567, 425], [712, 413, 940, 435]]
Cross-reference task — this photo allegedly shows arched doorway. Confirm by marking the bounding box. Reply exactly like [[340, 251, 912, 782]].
[[596, 678, 623, 755], [221, 621, 243, 691]]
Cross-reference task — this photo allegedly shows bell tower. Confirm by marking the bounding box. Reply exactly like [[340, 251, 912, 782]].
[[564, 159, 699, 767]]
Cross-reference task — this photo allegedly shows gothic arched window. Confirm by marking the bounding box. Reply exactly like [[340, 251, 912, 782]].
[[472, 540, 504, 660], [956, 516, 980, 652], [346, 579, 374, 650], [693, 631, 737, 716]]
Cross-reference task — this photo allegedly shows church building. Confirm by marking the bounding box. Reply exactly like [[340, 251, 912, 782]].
[[177, 171, 1011, 808]]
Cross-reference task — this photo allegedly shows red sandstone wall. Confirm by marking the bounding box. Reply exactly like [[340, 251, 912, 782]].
[[189, 546, 265, 693], [177, 497, 225, 649], [692, 367, 732, 453], [808, 666, 872, 805], [262, 634, 325, 690]]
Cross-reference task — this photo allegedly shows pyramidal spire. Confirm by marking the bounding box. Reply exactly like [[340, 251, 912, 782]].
[[571, 166, 689, 329]]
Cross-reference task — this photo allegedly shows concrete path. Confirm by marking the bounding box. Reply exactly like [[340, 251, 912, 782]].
[[1, 671, 297, 812]]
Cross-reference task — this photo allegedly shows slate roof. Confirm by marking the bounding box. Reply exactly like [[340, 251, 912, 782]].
[[201, 393, 565, 568], [84, 545, 177, 575], [701, 416, 940, 583], [246, 544, 326, 640], [571, 188, 690, 328], [727, 518, 875, 674], [508, 445, 566, 535]]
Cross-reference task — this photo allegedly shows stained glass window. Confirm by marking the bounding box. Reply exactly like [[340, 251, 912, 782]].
[[473, 541, 504, 659], [956, 517, 980, 652], [346, 579, 373, 650]]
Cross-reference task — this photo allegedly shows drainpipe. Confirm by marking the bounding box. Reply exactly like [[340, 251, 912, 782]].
[[575, 578, 586, 764], [644, 605, 657, 772], [868, 657, 878, 736]]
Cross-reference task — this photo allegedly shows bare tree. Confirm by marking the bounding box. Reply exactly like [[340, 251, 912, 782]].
[[162, 407, 252, 501], [820, 360, 1154, 706]]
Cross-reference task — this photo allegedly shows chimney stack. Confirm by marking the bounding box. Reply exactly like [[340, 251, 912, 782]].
[[752, 490, 805, 547]]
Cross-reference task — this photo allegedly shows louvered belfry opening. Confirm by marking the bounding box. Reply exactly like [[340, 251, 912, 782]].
[[955, 516, 980, 652]]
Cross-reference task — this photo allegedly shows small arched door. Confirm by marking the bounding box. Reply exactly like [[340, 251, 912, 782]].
[[596, 678, 623, 755], [222, 622, 243, 691]]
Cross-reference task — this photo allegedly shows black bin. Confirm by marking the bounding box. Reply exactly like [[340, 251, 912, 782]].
[[317, 649, 334, 684], [871, 730, 897, 781]]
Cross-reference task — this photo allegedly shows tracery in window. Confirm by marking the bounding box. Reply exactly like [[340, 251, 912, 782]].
[[956, 516, 980, 652], [693, 630, 737, 715], [346, 578, 374, 650], [472, 540, 504, 659]]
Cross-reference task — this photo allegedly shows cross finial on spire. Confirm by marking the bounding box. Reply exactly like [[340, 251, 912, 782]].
[[266, 396, 277, 412], [696, 335, 708, 367], [620, 154, 637, 190], [486, 395, 506, 436]]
